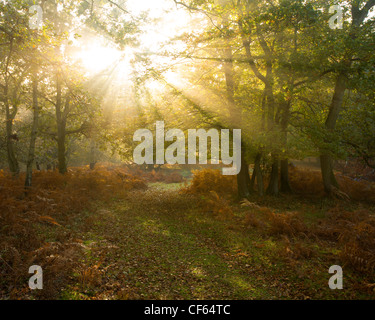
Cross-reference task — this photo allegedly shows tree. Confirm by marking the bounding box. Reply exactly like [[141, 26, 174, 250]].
[[0, 0, 31, 175], [320, 0, 375, 195]]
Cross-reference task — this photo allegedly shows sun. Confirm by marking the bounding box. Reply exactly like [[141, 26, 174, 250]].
[[75, 43, 123, 74], [69, 0, 192, 78]]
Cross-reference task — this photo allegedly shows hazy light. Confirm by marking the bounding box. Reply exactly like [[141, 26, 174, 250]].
[[75, 44, 123, 74], [127, 0, 191, 51]]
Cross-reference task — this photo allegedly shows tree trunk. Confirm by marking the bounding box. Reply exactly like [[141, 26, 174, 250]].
[[320, 72, 346, 194], [280, 159, 292, 193], [25, 73, 39, 188], [221, 34, 250, 199], [5, 117, 19, 176], [251, 153, 264, 196], [267, 157, 279, 196], [237, 144, 251, 199], [89, 138, 96, 170], [57, 129, 67, 174], [4, 37, 19, 176], [55, 71, 68, 174], [4, 85, 19, 176], [279, 96, 292, 194], [250, 166, 256, 190], [255, 162, 264, 196], [320, 154, 339, 193]]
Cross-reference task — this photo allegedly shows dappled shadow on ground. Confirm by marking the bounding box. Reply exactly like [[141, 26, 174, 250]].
[[56, 184, 374, 300], [70, 188, 275, 300], [2, 168, 374, 300]]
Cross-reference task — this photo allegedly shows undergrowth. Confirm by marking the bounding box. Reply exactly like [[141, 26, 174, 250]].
[[185, 169, 375, 283], [2, 166, 375, 299], [0, 165, 146, 299]]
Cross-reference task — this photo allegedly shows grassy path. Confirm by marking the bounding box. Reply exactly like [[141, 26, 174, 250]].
[[60, 183, 370, 300], [61, 183, 279, 299]]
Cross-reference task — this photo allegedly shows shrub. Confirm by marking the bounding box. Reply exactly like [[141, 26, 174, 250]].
[[0, 165, 147, 299], [181, 169, 237, 196], [164, 172, 185, 184], [313, 206, 375, 275], [289, 166, 375, 202], [265, 211, 307, 237], [202, 191, 234, 220]]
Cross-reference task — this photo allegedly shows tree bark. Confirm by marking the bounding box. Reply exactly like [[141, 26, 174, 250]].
[[25, 73, 39, 188], [237, 143, 251, 199], [279, 96, 292, 193], [320, 154, 339, 193], [55, 71, 68, 174], [4, 37, 19, 176], [320, 72, 346, 194], [5, 113, 19, 176], [280, 159, 292, 193], [57, 125, 67, 174], [251, 153, 264, 196], [267, 156, 279, 196], [89, 138, 96, 170], [222, 30, 251, 199]]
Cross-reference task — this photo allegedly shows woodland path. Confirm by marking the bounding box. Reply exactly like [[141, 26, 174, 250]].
[[64, 183, 287, 300], [62, 183, 351, 300]]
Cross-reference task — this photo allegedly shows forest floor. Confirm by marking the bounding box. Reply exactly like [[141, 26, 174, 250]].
[[31, 182, 374, 300]]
